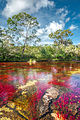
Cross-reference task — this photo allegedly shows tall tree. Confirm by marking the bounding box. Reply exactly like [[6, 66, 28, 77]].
[[7, 12, 40, 57], [49, 29, 73, 46]]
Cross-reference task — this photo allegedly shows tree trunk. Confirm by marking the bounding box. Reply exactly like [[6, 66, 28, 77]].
[[21, 43, 25, 58]]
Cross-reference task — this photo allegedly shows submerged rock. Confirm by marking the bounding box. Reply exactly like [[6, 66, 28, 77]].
[[43, 87, 59, 105], [51, 112, 65, 120], [38, 87, 59, 117], [18, 80, 37, 89]]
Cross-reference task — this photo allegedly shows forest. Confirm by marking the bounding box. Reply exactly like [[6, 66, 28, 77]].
[[0, 12, 80, 62]]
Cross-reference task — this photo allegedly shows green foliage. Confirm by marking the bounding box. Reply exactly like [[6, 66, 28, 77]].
[[0, 43, 80, 61], [7, 12, 40, 57], [0, 12, 80, 62], [49, 29, 73, 46]]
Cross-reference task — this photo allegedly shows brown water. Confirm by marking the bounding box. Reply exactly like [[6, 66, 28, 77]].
[[0, 62, 80, 120]]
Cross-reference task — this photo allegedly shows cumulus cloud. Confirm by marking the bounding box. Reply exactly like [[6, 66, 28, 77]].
[[36, 21, 64, 44], [2, 0, 54, 17], [39, 21, 64, 35], [45, 21, 64, 35], [36, 28, 45, 36], [69, 24, 78, 30], [36, 21, 64, 36]]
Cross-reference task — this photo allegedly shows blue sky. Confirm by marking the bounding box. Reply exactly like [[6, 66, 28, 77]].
[[0, 0, 80, 45]]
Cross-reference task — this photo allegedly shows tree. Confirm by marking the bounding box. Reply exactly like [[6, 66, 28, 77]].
[[0, 27, 12, 61], [7, 12, 40, 57], [77, 43, 80, 48], [49, 29, 73, 46]]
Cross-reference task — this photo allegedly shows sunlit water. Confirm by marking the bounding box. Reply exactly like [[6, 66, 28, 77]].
[[0, 62, 80, 120]]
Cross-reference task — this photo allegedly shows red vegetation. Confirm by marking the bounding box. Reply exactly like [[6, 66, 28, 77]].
[[0, 82, 16, 106]]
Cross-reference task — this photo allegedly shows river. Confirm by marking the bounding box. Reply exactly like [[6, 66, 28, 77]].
[[0, 62, 80, 120]]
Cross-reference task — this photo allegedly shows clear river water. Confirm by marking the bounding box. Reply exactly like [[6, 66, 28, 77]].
[[0, 62, 80, 120]]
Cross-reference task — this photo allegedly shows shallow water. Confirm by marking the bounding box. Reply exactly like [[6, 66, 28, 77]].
[[0, 62, 80, 120]]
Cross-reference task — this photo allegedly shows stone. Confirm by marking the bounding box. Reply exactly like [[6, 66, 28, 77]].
[[42, 87, 59, 105]]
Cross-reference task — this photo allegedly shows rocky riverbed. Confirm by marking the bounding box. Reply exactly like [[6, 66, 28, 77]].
[[0, 84, 80, 120]]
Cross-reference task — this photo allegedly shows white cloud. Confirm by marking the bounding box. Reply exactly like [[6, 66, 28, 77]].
[[56, 8, 68, 21], [36, 28, 44, 36], [56, 8, 64, 15], [36, 21, 64, 36], [2, 0, 54, 18], [45, 21, 64, 34], [69, 24, 78, 30], [36, 21, 64, 44], [60, 10, 68, 20], [38, 41, 53, 45], [65, 17, 70, 22]]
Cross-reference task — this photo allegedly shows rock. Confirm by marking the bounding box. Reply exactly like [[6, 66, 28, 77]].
[[51, 112, 64, 120], [18, 80, 37, 89], [39, 104, 49, 114], [51, 113, 58, 119], [38, 87, 59, 117], [43, 87, 59, 105]]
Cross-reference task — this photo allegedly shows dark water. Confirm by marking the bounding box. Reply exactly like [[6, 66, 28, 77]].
[[0, 62, 80, 120]]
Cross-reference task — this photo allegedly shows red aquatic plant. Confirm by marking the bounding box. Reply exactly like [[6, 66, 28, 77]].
[[48, 73, 70, 88], [53, 89, 80, 120], [0, 82, 16, 106], [48, 80, 70, 88], [28, 82, 51, 119], [0, 74, 14, 82]]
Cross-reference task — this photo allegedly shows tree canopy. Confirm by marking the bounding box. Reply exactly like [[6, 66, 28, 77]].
[[7, 12, 40, 56], [0, 12, 80, 62], [49, 29, 73, 46]]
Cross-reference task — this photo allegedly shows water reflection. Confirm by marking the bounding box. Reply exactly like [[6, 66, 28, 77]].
[[0, 62, 80, 119]]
